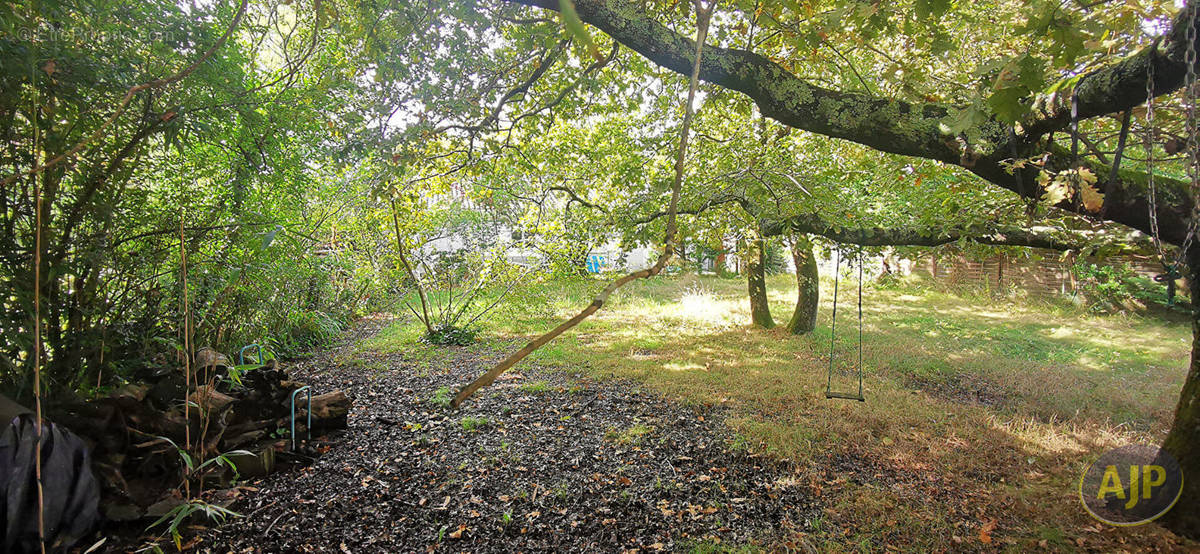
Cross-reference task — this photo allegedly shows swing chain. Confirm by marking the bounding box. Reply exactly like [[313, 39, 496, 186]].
[[826, 243, 865, 402], [827, 247, 840, 396], [1185, 1, 1199, 255], [1145, 5, 1200, 284], [856, 244, 863, 399], [1146, 33, 1162, 262], [1070, 82, 1083, 212]]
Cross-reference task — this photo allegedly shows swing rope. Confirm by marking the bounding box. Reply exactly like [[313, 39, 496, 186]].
[[827, 244, 865, 402]]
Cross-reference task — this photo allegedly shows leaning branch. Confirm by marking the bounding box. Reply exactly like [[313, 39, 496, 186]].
[[451, 0, 716, 409]]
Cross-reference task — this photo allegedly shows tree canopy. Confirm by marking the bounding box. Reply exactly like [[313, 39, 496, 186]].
[[5, 0, 1200, 540]]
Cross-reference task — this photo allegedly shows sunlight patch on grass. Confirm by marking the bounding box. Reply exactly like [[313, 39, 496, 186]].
[[663, 361, 706, 372]]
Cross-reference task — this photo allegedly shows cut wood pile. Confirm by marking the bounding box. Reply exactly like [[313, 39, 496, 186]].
[[44, 347, 351, 526]]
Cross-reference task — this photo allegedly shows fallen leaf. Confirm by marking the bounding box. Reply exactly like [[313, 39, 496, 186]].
[[979, 519, 997, 544], [448, 524, 467, 539]]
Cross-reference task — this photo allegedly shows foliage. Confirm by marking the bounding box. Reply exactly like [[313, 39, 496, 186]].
[[763, 239, 789, 275], [429, 386, 453, 408], [145, 499, 241, 552], [1072, 260, 1175, 314], [0, 0, 383, 400], [421, 324, 478, 346], [389, 196, 535, 345], [459, 415, 489, 432], [5, 0, 1171, 402]]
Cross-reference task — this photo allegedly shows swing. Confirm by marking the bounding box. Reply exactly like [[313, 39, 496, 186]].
[[1143, 10, 1200, 305], [826, 245, 865, 402]]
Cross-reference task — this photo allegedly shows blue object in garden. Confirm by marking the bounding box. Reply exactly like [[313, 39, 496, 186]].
[[239, 343, 263, 365], [290, 386, 312, 451], [586, 254, 605, 273]]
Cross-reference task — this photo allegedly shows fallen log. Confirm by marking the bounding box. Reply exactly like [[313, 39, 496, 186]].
[[190, 385, 235, 413], [300, 391, 351, 435]]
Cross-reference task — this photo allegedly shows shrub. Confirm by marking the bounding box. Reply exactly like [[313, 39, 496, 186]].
[[422, 324, 477, 346], [1073, 260, 1176, 313]]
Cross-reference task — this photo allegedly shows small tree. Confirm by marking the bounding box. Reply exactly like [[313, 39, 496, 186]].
[[389, 192, 529, 345]]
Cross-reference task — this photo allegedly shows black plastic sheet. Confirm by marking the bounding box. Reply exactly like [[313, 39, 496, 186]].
[[0, 414, 99, 553]]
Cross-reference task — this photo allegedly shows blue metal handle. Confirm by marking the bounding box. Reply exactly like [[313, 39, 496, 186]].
[[239, 343, 263, 366], [290, 386, 312, 451]]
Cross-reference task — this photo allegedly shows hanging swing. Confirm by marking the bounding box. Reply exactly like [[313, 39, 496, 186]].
[[826, 244, 865, 402], [1143, 10, 1200, 305]]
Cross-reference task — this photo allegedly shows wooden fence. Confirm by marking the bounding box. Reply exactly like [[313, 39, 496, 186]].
[[909, 250, 1170, 299]]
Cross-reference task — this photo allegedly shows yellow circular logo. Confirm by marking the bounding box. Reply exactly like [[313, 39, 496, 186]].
[[1079, 445, 1183, 526]]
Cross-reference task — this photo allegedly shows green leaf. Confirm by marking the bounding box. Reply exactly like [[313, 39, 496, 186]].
[[940, 104, 987, 135], [261, 226, 279, 249], [915, 0, 951, 21], [987, 86, 1028, 124], [179, 450, 194, 471], [559, 0, 602, 61], [1017, 54, 1046, 91]]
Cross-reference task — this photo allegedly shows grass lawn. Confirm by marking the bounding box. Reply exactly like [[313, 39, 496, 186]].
[[365, 272, 1195, 552]]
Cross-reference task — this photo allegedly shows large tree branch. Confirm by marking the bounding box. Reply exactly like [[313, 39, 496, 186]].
[[636, 191, 1151, 252], [509, 0, 958, 162], [506, 0, 1200, 244], [1023, 14, 1200, 140], [759, 211, 1151, 252]]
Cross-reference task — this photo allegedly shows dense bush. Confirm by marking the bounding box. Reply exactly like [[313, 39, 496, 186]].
[[0, 0, 388, 400], [1073, 260, 1180, 313], [422, 324, 478, 346]]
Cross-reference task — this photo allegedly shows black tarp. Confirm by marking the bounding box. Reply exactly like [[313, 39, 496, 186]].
[[0, 413, 99, 552]]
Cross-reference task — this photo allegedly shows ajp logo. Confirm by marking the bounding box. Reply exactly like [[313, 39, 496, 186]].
[[1079, 445, 1183, 526]]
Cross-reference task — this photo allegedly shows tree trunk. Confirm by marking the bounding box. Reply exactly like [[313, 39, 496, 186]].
[[746, 231, 774, 328], [1161, 247, 1200, 539], [784, 234, 818, 335]]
